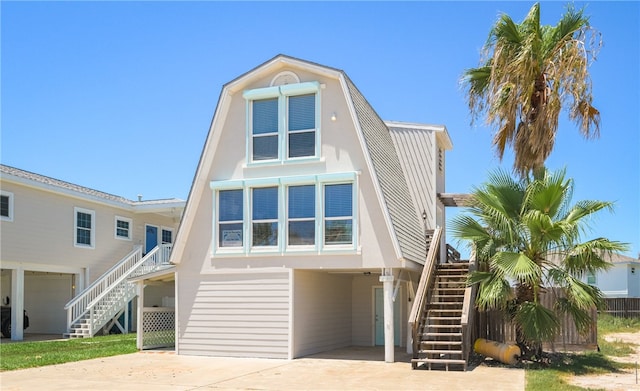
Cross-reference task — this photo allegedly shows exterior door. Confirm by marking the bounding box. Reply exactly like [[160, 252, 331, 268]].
[[145, 225, 158, 253], [374, 287, 401, 346]]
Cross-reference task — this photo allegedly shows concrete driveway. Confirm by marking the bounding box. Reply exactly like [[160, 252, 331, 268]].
[[0, 347, 525, 390]]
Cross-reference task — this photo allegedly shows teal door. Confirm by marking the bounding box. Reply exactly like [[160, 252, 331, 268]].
[[145, 225, 158, 253], [374, 288, 401, 346]]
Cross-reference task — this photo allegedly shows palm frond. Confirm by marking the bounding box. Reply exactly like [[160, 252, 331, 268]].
[[514, 301, 560, 343]]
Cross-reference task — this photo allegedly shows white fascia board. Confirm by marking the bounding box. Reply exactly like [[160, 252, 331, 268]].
[[339, 76, 403, 262], [385, 120, 453, 151], [1, 173, 134, 211], [131, 201, 186, 214], [170, 86, 233, 265]]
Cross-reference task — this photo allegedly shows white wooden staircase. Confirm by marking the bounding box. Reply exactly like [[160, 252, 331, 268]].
[[63, 244, 172, 338]]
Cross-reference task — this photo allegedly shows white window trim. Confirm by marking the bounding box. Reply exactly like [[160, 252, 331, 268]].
[[0, 191, 14, 222], [210, 172, 359, 256], [244, 82, 321, 166], [74, 207, 95, 249], [161, 227, 174, 244], [114, 216, 132, 241]]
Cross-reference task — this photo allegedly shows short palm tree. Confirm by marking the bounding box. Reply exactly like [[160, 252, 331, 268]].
[[462, 3, 602, 176], [451, 168, 627, 356]]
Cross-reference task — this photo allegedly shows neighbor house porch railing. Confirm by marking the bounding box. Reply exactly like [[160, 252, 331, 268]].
[[64, 244, 173, 337]]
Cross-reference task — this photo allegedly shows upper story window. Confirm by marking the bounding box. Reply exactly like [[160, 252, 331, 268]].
[[115, 216, 132, 240], [211, 172, 358, 255], [74, 207, 95, 248], [0, 191, 13, 222], [161, 228, 173, 245], [244, 82, 320, 164]]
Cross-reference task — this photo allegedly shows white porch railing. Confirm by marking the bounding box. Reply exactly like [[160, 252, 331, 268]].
[[64, 244, 173, 337]]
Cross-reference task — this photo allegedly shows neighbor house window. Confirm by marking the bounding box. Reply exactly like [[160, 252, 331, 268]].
[[252, 187, 278, 247], [161, 228, 173, 245], [287, 185, 315, 246], [324, 184, 353, 245], [0, 191, 13, 222], [115, 216, 132, 240], [218, 189, 243, 248], [244, 82, 320, 164], [587, 272, 596, 285], [74, 207, 95, 248]]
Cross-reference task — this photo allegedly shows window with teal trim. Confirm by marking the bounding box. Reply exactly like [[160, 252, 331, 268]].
[[219, 189, 243, 247], [288, 185, 315, 245], [324, 184, 353, 245], [245, 82, 319, 163], [252, 187, 278, 246], [287, 94, 316, 158], [252, 98, 279, 161]]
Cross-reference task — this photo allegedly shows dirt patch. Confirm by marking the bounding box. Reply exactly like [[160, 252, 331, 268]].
[[568, 331, 640, 391]]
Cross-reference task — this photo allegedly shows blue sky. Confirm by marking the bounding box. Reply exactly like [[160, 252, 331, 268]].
[[2, 1, 638, 257]]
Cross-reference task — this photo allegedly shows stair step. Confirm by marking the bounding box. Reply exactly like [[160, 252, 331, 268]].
[[412, 358, 467, 365], [421, 340, 462, 346], [418, 349, 463, 355], [422, 332, 462, 337]]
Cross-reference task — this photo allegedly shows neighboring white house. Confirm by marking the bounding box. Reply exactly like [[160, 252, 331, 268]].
[[583, 253, 640, 298], [134, 55, 459, 362], [0, 164, 184, 339]]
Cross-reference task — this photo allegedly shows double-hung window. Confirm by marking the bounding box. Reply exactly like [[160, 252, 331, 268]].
[[287, 185, 315, 246], [115, 216, 132, 240], [244, 82, 320, 164], [74, 207, 95, 248], [324, 184, 353, 245], [0, 191, 13, 222], [218, 189, 244, 248], [252, 187, 278, 247]]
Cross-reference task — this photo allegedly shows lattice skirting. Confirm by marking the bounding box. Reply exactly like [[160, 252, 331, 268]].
[[142, 308, 175, 349]]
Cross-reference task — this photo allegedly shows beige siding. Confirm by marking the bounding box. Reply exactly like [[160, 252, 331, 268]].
[[177, 270, 291, 359], [0, 181, 180, 282], [292, 271, 352, 357], [350, 274, 379, 346]]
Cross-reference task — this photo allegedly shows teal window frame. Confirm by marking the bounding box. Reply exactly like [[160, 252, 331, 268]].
[[243, 82, 321, 165], [210, 172, 358, 256]]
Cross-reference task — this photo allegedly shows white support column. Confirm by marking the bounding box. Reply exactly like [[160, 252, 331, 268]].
[[11, 267, 24, 341], [379, 269, 394, 363], [136, 281, 144, 350]]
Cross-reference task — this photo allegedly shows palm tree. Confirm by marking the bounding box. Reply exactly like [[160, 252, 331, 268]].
[[462, 3, 602, 176], [451, 168, 627, 357]]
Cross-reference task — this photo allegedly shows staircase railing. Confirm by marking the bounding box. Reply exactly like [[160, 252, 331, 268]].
[[408, 226, 443, 356], [64, 244, 173, 336], [460, 249, 478, 365]]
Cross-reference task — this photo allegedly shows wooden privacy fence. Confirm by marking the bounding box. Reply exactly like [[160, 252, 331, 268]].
[[471, 288, 598, 352], [602, 298, 640, 318]]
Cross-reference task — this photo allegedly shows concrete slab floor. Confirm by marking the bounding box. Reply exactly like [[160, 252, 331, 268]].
[[0, 347, 525, 391]]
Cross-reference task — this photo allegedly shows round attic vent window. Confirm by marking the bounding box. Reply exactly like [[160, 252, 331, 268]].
[[270, 71, 300, 86]]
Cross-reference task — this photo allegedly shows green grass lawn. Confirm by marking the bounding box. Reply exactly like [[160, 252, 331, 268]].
[[525, 314, 640, 391], [0, 334, 137, 371]]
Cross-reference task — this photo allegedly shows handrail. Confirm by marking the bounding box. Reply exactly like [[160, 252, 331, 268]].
[[408, 227, 443, 356], [65, 244, 173, 335], [460, 248, 478, 365], [64, 246, 142, 311]]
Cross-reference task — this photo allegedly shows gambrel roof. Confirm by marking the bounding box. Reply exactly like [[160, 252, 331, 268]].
[[172, 54, 451, 265]]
